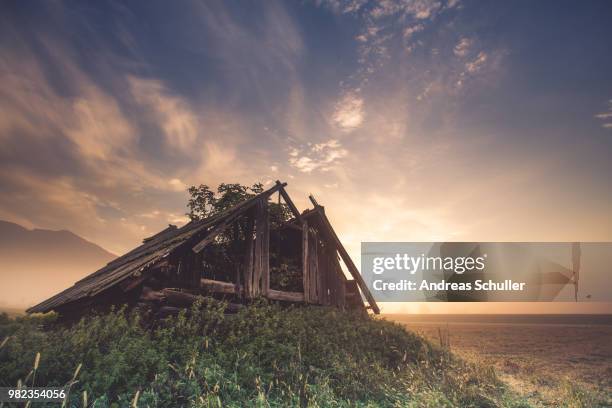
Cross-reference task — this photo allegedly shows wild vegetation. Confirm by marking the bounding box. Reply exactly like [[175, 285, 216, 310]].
[[2, 183, 600, 407], [186, 182, 302, 292], [0, 299, 535, 407]]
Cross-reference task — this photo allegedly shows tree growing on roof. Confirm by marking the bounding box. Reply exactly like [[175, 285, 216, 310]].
[[187, 182, 292, 228], [186, 182, 299, 291]]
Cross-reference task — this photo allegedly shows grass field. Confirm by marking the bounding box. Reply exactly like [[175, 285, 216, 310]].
[[0, 301, 534, 407], [387, 314, 612, 407], [1, 305, 608, 406]]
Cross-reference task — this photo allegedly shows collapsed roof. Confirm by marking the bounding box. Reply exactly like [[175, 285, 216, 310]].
[[28, 181, 379, 315]]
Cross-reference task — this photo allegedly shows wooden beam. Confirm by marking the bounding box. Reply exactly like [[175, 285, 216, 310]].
[[243, 211, 255, 298], [302, 220, 309, 303], [140, 287, 166, 302], [276, 180, 302, 222], [199, 279, 306, 304], [160, 289, 246, 312], [201, 278, 239, 294], [279, 221, 303, 231], [267, 289, 305, 302], [120, 275, 146, 292], [161, 289, 199, 307], [308, 194, 319, 207], [192, 213, 238, 253], [335, 257, 346, 309], [310, 230, 320, 303], [308, 195, 380, 314], [253, 199, 265, 296], [262, 199, 270, 296]]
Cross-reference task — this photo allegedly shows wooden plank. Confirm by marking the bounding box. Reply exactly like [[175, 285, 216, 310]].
[[192, 214, 238, 253], [200, 278, 239, 294], [267, 289, 305, 302], [334, 256, 346, 309], [302, 220, 309, 303], [161, 289, 199, 306], [275, 180, 302, 222], [120, 275, 146, 292], [307, 196, 380, 314], [279, 221, 303, 231], [243, 211, 254, 298], [160, 290, 246, 313], [320, 238, 327, 305], [310, 231, 320, 303], [232, 223, 241, 292], [253, 199, 265, 296], [319, 245, 336, 305], [333, 254, 341, 307], [261, 198, 270, 296], [140, 287, 166, 302]]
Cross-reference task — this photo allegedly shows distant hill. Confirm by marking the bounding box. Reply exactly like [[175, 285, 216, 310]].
[[0, 220, 116, 310]]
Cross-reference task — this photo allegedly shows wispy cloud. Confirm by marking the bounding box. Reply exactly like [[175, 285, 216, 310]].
[[288, 139, 348, 173], [129, 77, 199, 153], [453, 37, 473, 57], [594, 99, 612, 130], [332, 92, 365, 132]]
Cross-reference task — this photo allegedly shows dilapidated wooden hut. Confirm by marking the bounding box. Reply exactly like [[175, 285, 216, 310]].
[[27, 181, 379, 318]]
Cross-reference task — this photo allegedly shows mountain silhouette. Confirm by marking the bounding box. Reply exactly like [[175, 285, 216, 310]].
[[0, 220, 116, 309]]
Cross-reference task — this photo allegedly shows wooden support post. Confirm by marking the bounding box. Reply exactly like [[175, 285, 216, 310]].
[[243, 211, 254, 298], [310, 231, 320, 304], [334, 254, 346, 309], [253, 202, 261, 296], [307, 198, 380, 314], [302, 221, 309, 303], [262, 198, 270, 296], [321, 247, 336, 305], [275, 180, 302, 222], [253, 198, 269, 297]]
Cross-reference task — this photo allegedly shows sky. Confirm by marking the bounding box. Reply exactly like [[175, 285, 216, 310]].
[[1, 1, 611, 312]]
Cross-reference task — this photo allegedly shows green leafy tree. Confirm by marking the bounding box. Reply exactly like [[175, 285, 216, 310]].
[[186, 183, 264, 221], [185, 182, 297, 287]]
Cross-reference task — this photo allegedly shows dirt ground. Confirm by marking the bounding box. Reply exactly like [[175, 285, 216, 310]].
[[386, 314, 612, 407]]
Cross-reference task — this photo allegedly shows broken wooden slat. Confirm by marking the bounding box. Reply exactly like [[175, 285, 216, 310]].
[[140, 287, 166, 302], [267, 289, 305, 302], [161, 289, 200, 307], [201, 278, 240, 294]]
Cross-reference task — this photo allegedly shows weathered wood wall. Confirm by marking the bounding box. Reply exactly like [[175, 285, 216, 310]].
[[135, 193, 365, 315]]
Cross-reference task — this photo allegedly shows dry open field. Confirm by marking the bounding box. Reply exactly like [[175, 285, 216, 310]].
[[387, 314, 612, 407]]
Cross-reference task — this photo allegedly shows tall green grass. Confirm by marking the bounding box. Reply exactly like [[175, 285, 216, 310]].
[[0, 299, 529, 407]]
